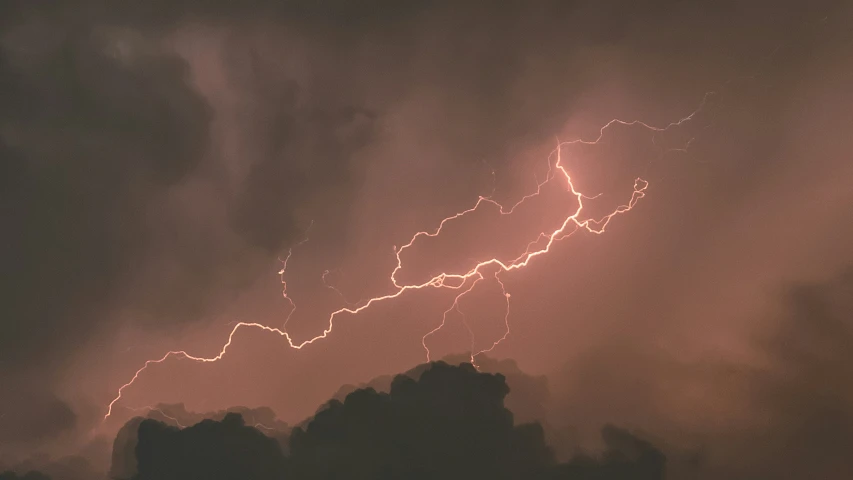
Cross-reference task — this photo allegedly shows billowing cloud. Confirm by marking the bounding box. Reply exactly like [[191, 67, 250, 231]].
[[106, 362, 663, 480]]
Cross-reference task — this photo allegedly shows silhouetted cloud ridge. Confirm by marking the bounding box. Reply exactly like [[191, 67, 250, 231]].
[[103, 362, 664, 480]]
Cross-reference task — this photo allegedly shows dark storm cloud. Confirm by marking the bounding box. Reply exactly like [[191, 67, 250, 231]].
[[0, 20, 210, 369], [0, 455, 99, 480], [134, 413, 286, 480], [0, 0, 617, 428], [0, 1, 384, 450], [0, 389, 76, 444], [686, 269, 853, 479], [287, 362, 553, 480], [555, 425, 666, 480], [108, 417, 145, 480], [547, 268, 853, 479], [332, 354, 550, 424], [104, 362, 663, 480], [2, 1, 851, 474], [228, 83, 377, 252], [0, 0, 843, 353], [108, 405, 289, 480], [740, 268, 853, 478], [0, 0, 388, 378], [0, 2, 824, 368]]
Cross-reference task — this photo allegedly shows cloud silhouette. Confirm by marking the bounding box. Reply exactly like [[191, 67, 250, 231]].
[[135, 412, 286, 480], [289, 362, 554, 480], [106, 361, 665, 479], [332, 354, 550, 425]]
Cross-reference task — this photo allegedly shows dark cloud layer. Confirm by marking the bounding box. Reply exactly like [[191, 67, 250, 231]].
[[0, 20, 211, 370], [332, 354, 550, 424], [99, 363, 663, 480], [744, 268, 853, 478], [0, 456, 98, 480], [0, 389, 75, 445], [548, 268, 853, 479], [6, 282, 853, 480], [135, 412, 286, 480], [107, 402, 290, 478]]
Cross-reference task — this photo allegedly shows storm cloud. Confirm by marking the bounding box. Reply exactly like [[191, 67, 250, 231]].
[[106, 362, 663, 480], [1, 2, 851, 479]]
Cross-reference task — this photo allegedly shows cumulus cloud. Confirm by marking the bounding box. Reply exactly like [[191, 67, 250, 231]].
[[134, 412, 286, 480], [104, 362, 663, 480], [331, 354, 550, 424]]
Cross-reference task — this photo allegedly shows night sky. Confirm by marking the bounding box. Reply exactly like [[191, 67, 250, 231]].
[[2, 1, 852, 479]]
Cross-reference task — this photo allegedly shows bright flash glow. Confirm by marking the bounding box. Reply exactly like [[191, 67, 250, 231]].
[[104, 97, 709, 420]]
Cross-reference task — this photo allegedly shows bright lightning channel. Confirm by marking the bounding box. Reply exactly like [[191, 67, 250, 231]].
[[104, 98, 707, 420]]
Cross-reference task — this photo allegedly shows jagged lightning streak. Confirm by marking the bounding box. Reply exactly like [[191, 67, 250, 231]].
[[127, 406, 186, 428], [322, 269, 364, 306], [278, 220, 313, 329], [421, 272, 485, 362], [104, 97, 708, 420], [245, 412, 280, 433], [126, 405, 282, 433]]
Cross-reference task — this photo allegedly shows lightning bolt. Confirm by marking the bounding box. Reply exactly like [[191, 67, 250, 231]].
[[103, 96, 708, 421], [252, 422, 279, 432], [126, 405, 283, 433], [278, 220, 313, 329], [246, 412, 280, 433], [322, 269, 364, 306], [127, 405, 186, 428]]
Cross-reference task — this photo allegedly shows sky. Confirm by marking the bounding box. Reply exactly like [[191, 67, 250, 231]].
[[1, 1, 852, 478]]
